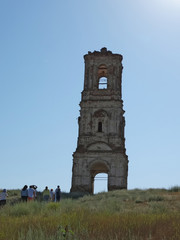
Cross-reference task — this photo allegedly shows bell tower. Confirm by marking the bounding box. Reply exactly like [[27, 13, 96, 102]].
[[71, 48, 128, 193]]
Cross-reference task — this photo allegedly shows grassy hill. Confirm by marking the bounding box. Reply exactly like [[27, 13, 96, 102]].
[[0, 188, 180, 240]]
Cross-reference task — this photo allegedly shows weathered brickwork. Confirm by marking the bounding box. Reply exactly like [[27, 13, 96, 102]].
[[71, 48, 128, 194]]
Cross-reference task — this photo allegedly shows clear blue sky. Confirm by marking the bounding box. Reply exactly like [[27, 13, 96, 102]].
[[0, 0, 180, 193]]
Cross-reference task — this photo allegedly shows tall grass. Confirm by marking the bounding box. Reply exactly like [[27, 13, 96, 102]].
[[0, 188, 180, 240]]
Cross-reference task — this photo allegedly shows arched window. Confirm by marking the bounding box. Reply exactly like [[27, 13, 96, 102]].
[[98, 77, 108, 89], [98, 122, 102, 132], [98, 64, 108, 89]]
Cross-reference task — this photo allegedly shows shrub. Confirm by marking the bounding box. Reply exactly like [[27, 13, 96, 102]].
[[18, 225, 76, 240], [148, 196, 164, 202], [46, 202, 60, 211], [168, 186, 180, 192]]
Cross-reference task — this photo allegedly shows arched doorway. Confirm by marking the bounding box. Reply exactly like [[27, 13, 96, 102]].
[[94, 173, 108, 194], [90, 161, 109, 194]]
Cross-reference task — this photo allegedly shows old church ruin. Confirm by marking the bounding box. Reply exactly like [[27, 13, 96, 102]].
[[71, 48, 128, 194]]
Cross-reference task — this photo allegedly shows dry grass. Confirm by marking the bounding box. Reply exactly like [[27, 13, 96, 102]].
[[0, 188, 180, 240]]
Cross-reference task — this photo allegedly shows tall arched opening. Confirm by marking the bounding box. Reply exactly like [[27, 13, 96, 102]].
[[90, 161, 109, 194], [94, 173, 108, 194]]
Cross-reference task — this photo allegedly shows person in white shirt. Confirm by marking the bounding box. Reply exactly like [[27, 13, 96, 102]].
[[50, 189, 55, 202], [0, 189, 8, 206], [28, 185, 35, 201]]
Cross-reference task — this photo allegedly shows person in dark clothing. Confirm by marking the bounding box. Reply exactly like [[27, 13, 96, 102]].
[[55, 185, 61, 202], [21, 185, 28, 202], [0, 189, 8, 206]]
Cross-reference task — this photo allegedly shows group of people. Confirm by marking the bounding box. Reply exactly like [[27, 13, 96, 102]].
[[21, 185, 37, 202], [42, 186, 61, 202], [21, 185, 61, 202], [0, 185, 61, 206]]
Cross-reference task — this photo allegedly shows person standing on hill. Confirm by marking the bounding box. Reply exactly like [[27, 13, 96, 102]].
[[55, 186, 61, 202], [21, 185, 28, 202], [0, 189, 8, 206], [28, 185, 35, 201], [42, 186, 50, 202], [32, 185, 38, 200], [50, 189, 55, 202]]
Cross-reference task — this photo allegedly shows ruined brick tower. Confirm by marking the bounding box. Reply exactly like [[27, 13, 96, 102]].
[[71, 48, 128, 194]]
